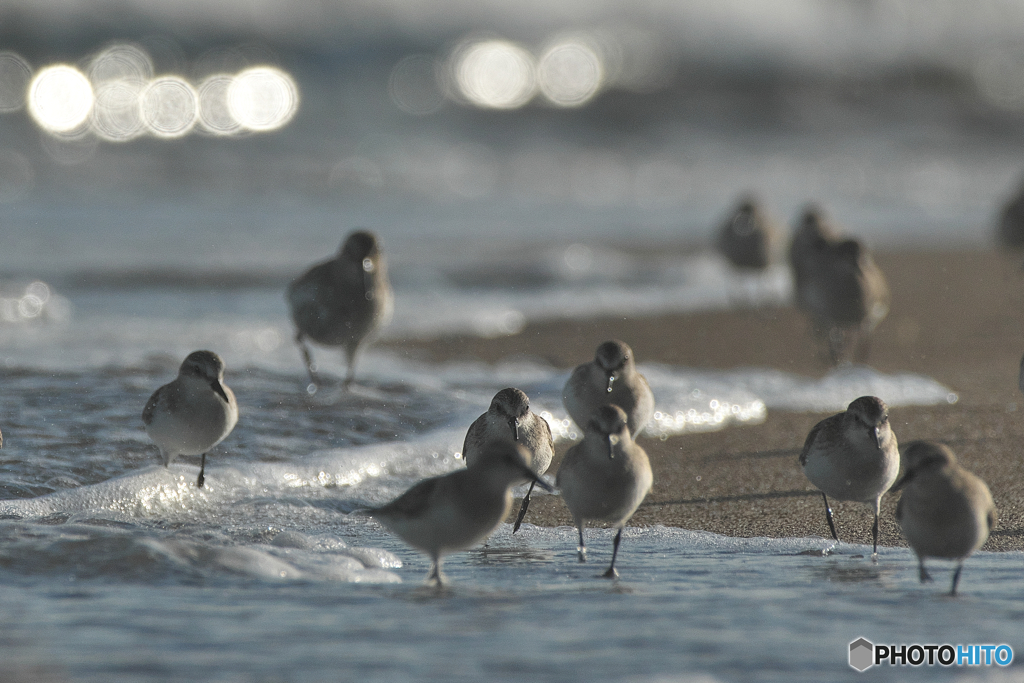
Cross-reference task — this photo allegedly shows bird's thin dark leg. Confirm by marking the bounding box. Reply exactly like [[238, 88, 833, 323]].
[[871, 510, 879, 557], [602, 528, 623, 579], [427, 556, 444, 587], [950, 562, 964, 596], [821, 492, 840, 543], [197, 453, 206, 488], [918, 557, 933, 583], [577, 525, 587, 562], [296, 334, 320, 390], [511, 481, 536, 534]]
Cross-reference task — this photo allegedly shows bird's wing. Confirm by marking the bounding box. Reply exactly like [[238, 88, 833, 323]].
[[797, 420, 825, 467], [372, 477, 439, 519], [142, 387, 163, 425]]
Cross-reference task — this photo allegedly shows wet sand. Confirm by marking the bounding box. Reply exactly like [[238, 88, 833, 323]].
[[382, 249, 1024, 551]]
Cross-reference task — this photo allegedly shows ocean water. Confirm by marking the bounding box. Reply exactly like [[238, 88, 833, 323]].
[[5, 4, 1024, 678], [0, 258, 1011, 683]]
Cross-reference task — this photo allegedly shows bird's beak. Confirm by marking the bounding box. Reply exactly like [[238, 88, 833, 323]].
[[606, 372, 616, 393], [211, 380, 230, 404], [606, 433, 617, 460], [870, 426, 881, 449], [362, 262, 374, 301], [509, 417, 520, 442]]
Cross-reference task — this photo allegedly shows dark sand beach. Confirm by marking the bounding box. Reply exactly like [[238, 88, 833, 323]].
[[383, 249, 1024, 551]]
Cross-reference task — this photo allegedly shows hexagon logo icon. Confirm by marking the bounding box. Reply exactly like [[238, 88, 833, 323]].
[[849, 638, 874, 671]]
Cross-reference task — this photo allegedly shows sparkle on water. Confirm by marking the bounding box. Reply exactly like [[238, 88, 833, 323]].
[[16, 43, 300, 141]]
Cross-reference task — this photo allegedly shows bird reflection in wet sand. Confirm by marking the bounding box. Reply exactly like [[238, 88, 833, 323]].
[[799, 396, 900, 558], [563, 340, 654, 438], [557, 405, 653, 578], [287, 230, 394, 392], [462, 387, 554, 533], [142, 350, 238, 488], [368, 441, 553, 587], [894, 441, 996, 596], [789, 206, 889, 365]]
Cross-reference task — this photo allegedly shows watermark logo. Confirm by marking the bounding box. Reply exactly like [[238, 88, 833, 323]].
[[849, 638, 1013, 671]]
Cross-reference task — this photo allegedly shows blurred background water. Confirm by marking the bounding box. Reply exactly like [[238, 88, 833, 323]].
[[2, 2, 1024, 681]]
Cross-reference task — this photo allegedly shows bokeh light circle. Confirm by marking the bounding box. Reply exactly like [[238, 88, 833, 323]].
[[454, 40, 536, 110], [88, 43, 153, 86], [197, 74, 242, 135], [0, 52, 32, 113], [28, 65, 94, 133], [139, 76, 198, 138], [91, 79, 146, 141], [227, 67, 299, 131], [389, 55, 445, 115], [537, 40, 604, 107]]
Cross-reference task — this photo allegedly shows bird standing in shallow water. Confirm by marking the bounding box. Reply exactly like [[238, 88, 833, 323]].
[[368, 441, 553, 586], [557, 404, 653, 578], [286, 230, 394, 391], [893, 441, 996, 596], [788, 206, 889, 365], [143, 350, 238, 488], [563, 340, 654, 439], [799, 395, 900, 557], [462, 388, 554, 533]]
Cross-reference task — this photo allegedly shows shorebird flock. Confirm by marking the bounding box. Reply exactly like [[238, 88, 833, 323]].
[[80, 207, 999, 591]]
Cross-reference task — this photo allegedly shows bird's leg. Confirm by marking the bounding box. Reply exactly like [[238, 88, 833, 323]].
[[602, 528, 623, 579], [343, 345, 359, 390], [949, 562, 963, 597], [197, 453, 206, 488], [576, 525, 587, 563], [512, 480, 536, 534], [295, 333, 320, 392], [918, 557, 933, 583], [427, 556, 445, 587], [871, 508, 880, 559], [821, 492, 840, 543]]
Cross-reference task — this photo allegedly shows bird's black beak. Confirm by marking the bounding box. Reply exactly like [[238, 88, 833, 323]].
[[362, 259, 375, 301], [509, 417, 520, 442], [211, 380, 230, 404], [605, 372, 616, 393], [870, 426, 881, 449], [606, 433, 616, 460]]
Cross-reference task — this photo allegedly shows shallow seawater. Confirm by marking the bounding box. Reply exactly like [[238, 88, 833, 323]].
[[0, 246, 1005, 683]]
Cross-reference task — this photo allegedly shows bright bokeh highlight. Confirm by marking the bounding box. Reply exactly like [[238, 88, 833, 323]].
[[197, 74, 242, 135], [28, 65, 94, 133], [227, 67, 299, 131], [140, 76, 198, 138], [537, 39, 604, 107], [454, 40, 536, 109]]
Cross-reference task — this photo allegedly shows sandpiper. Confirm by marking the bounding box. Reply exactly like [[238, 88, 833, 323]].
[[789, 207, 889, 364], [142, 350, 238, 488], [462, 387, 554, 533], [715, 195, 782, 270], [893, 441, 997, 596], [286, 230, 394, 390], [556, 404, 653, 578], [799, 395, 900, 556], [368, 441, 553, 586], [563, 340, 654, 439]]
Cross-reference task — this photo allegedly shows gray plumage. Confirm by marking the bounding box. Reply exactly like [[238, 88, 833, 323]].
[[462, 387, 554, 533], [557, 404, 653, 578], [563, 340, 654, 439], [789, 206, 889, 365], [369, 441, 553, 586], [799, 395, 900, 556], [894, 441, 996, 596], [716, 195, 782, 270], [143, 350, 238, 488], [287, 230, 394, 389]]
